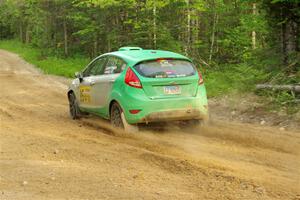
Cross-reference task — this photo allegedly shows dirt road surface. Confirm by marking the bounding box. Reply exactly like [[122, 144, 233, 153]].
[[0, 50, 299, 200]]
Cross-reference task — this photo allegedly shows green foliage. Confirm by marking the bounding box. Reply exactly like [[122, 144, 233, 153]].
[[257, 90, 299, 115], [204, 63, 268, 97], [0, 0, 266, 62]]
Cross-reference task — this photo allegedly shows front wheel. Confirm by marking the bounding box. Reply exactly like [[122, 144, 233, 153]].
[[68, 92, 81, 120], [110, 103, 139, 133]]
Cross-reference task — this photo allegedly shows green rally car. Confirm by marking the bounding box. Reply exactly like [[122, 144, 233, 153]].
[[67, 47, 208, 132]]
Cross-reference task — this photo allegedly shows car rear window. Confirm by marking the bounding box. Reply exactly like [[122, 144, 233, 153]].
[[134, 59, 196, 78]]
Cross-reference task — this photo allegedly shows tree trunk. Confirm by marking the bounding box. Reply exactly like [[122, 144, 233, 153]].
[[256, 84, 300, 93], [25, 26, 30, 44], [19, 23, 23, 43], [280, 8, 284, 56], [252, 3, 257, 49], [209, 12, 218, 62], [153, 0, 157, 49], [107, 38, 111, 52], [185, 0, 191, 55], [283, 19, 298, 68], [93, 34, 98, 58], [297, 22, 300, 52], [63, 19, 68, 57]]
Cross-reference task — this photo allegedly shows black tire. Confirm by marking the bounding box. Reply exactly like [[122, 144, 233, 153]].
[[110, 103, 124, 128], [68, 92, 80, 120]]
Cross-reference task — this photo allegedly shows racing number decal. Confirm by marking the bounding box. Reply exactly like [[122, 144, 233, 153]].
[[79, 86, 91, 103]]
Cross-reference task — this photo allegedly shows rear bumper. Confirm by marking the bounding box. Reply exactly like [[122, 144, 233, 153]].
[[120, 84, 209, 124], [140, 108, 208, 123]]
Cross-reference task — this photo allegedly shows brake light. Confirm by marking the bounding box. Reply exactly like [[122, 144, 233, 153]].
[[129, 109, 141, 114], [125, 68, 142, 88], [197, 69, 204, 85]]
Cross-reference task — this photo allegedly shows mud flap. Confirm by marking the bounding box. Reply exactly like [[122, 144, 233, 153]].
[[121, 112, 139, 133]]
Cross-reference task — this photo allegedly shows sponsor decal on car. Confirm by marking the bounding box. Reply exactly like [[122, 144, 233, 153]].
[[79, 86, 91, 103]]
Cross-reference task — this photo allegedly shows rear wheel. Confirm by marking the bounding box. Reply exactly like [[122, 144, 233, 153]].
[[110, 102, 139, 133], [68, 92, 81, 120], [110, 103, 124, 128]]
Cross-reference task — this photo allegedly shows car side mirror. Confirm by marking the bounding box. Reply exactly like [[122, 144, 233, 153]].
[[75, 72, 83, 82]]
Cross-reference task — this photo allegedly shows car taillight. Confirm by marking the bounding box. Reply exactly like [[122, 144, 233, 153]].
[[129, 109, 141, 114], [197, 69, 204, 85], [125, 68, 142, 88]]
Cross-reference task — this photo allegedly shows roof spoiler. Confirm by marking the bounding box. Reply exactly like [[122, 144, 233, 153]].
[[119, 47, 143, 51]]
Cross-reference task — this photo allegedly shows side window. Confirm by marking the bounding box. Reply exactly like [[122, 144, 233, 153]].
[[83, 61, 96, 77], [103, 57, 126, 75], [83, 58, 106, 77], [91, 58, 106, 75]]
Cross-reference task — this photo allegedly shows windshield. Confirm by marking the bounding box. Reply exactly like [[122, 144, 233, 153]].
[[134, 59, 196, 78]]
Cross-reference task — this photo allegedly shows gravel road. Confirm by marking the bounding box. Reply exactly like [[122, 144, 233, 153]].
[[0, 50, 299, 200]]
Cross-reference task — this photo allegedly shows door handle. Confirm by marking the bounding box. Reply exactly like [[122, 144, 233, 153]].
[[89, 81, 96, 86]]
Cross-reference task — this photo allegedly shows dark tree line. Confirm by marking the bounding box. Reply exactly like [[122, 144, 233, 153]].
[[262, 0, 299, 72]]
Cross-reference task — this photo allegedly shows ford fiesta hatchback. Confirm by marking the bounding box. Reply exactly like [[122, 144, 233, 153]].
[[67, 47, 209, 132]]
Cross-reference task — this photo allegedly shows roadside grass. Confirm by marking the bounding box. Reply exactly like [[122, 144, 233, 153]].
[[0, 40, 89, 77], [203, 63, 268, 97]]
